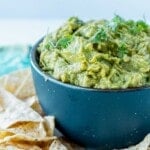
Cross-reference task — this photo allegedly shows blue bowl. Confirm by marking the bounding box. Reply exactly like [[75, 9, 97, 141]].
[[30, 38, 150, 149]]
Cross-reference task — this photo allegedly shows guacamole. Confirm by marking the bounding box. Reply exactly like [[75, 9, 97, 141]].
[[38, 16, 150, 89]]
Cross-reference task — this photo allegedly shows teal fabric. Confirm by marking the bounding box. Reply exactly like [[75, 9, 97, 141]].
[[0, 45, 31, 76]]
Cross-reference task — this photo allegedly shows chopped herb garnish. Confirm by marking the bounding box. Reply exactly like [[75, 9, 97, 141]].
[[136, 20, 148, 32], [112, 15, 125, 24], [128, 20, 148, 35], [45, 41, 55, 49], [117, 43, 128, 58], [91, 28, 108, 43], [56, 36, 72, 49]]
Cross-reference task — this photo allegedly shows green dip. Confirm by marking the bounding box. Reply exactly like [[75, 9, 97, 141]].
[[38, 16, 150, 89]]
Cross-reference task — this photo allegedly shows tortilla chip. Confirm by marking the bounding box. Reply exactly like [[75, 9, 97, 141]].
[[43, 116, 55, 137], [0, 122, 56, 149], [0, 131, 14, 140], [49, 140, 69, 150], [0, 133, 56, 148], [0, 145, 25, 150], [0, 144, 43, 150], [7, 121, 47, 139], [7, 117, 55, 139], [0, 86, 43, 129], [0, 146, 38, 150], [49, 138, 84, 150], [24, 96, 44, 116], [0, 68, 35, 99]]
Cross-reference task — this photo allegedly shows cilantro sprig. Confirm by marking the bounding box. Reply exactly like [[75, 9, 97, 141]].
[[56, 35, 73, 49], [91, 28, 108, 43], [129, 20, 149, 34]]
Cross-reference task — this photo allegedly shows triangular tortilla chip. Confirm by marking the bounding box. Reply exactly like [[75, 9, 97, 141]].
[[0, 86, 43, 129], [0, 68, 44, 115], [7, 121, 47, 139], [0, 133, 56, 147], [0, 68, 35, 99]]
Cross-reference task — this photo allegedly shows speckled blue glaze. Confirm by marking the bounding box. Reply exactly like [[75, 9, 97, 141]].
[[30, 38, 150, 150]]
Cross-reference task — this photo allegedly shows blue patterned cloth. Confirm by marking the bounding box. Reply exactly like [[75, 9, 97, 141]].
[[0, 45, 31, 76]]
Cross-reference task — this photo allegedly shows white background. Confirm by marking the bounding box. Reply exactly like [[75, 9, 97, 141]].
[[0, 0, 150, 45], [0, 0, 150, 20]]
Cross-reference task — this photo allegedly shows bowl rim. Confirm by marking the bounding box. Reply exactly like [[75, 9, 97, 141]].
[[30, 36, 150, 93]]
